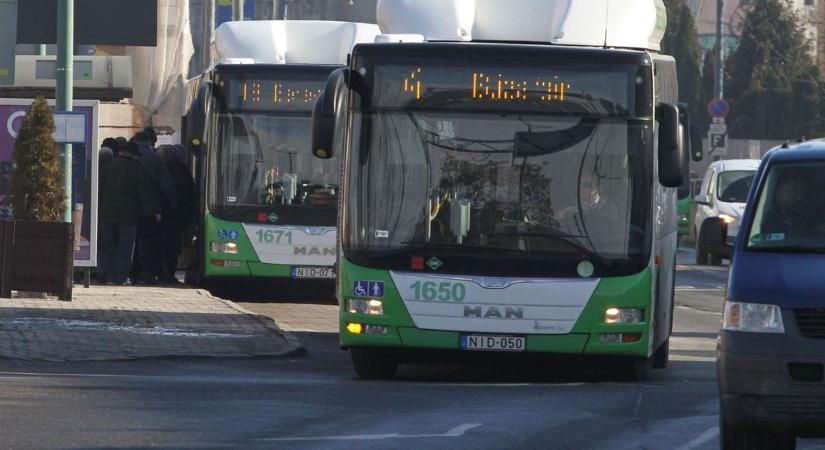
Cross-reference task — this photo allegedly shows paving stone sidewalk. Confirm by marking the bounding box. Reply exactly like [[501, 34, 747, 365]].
[[0, 286, 302, 361]]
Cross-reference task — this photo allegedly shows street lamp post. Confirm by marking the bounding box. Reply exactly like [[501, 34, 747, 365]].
[[56, 0, 74, 223], [714, 0, 724, 100], [234, 0, 245, 21]]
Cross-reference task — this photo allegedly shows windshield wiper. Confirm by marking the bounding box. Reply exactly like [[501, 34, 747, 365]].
[[749, 245, 825, 254], [491, 231, 616, 268], [366, 241, 508, 259]]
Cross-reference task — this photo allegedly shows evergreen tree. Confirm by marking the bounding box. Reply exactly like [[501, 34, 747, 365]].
[[725, 0, 823, 140], [10, 97, 66, 221], [661, 0, 703, 126]]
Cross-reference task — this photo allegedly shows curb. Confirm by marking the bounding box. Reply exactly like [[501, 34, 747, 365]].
[[200, 290, 307, 358]]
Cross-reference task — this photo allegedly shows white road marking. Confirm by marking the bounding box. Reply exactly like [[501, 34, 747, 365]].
[[675, 287, 725, 291], [674, 426, 718, 450], [258, 423, 482, 441], [676, 306, 723, 316]]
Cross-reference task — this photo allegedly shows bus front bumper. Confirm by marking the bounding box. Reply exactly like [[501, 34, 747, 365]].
[[339, 325, 651, 358]]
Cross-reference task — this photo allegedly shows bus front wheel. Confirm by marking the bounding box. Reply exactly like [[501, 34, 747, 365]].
[[351, 348, 399, 380]]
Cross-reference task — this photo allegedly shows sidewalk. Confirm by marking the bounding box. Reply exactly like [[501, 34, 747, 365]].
[[0, 286, 302, 362]]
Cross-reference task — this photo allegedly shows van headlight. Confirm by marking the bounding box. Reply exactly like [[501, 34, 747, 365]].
[[723, 301, 785, 333]]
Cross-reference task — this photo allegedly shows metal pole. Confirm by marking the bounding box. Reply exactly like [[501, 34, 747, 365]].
[[714, 0, 724, 100], [234, 0, 245, 21], [204, 0, 215, 70], [56, 0, 74, 223], [273, 0, 285, 19]]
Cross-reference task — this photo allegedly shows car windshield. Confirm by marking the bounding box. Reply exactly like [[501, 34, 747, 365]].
[[747, 161, 825, 252], [345, 111, 653, 277], [716, 170, 755, 203]]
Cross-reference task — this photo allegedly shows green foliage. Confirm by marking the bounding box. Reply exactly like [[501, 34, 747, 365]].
[[661, 0, 703, 125], [10, 97, 66, 221], [725, 0, 823, 140]]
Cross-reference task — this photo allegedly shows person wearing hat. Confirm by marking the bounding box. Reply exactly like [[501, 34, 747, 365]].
[[98, 141, 161, 285]]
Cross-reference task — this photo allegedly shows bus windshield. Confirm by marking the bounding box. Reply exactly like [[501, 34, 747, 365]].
[[208, 72, 339, 226], [344, 58, 653, 278]]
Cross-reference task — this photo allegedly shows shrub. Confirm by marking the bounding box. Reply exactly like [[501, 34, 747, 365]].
[[10, 97, 66, 221]]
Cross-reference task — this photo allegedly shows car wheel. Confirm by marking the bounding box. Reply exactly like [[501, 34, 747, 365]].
[[351, 348, 399, 380], [720, 420, 796, 450], [695, 232, 709, 265]]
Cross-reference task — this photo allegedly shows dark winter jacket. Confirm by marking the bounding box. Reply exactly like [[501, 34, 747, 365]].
[[167, 159, 196, 229], [100, 155, 160, 225], [138, 144, 177, 211]]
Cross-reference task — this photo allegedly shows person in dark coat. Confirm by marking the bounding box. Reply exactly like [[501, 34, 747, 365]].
[[158, 145, 196, 284], [130, 131, 177, 284], [98, 142, 161, 285]]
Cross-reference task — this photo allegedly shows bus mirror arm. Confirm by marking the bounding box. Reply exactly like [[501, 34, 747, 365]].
[[656, 103, 685, 188]]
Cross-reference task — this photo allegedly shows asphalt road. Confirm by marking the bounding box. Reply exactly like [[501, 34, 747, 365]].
[[0, 249, 821, 450]]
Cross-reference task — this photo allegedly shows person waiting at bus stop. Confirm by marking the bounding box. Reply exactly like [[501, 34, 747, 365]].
[[158, 145, 196, 284], [98, 142, 161, 285], [130, 130, 177, 284]]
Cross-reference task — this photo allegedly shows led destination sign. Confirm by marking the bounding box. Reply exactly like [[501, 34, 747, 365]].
[[403, 67, 572, 102], [372, 64, 636, 115], [227, 79, 325, 112]]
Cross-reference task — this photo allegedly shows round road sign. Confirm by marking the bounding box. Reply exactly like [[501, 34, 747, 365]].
[[707, 98, 730, 118]]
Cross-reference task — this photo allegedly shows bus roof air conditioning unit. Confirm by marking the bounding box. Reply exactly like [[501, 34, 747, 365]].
[[14, 55, 132, 89], [375, 0, 667, 51], [214, 20, 382, 65]]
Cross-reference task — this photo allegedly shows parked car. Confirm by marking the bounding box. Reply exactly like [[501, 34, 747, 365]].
[[718, 143, 825, 450], [694, 159, 760, 265]]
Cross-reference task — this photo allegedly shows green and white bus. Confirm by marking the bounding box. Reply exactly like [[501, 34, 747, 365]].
[[183, 20, 379, 291], [312, 0, 685, 379]]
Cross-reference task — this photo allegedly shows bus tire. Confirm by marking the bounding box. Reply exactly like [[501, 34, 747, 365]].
[[351, 348, 398, 380], [709, 253, 723, 266], [652, 338, 669, 369], [616, 357, 650, 382], [721, 421, 796, 450]]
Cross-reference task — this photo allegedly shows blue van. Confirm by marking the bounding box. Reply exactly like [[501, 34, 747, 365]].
[[718, 143, 825, 450]]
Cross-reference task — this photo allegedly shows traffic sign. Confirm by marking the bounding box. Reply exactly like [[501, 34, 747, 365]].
[[708, 121, 728, 156], [707, 98, 730, 118], [709, 122, 727, 135]]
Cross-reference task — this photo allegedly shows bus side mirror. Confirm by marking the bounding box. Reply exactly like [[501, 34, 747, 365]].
[[311, 69, 349, 159], [657, 103, 685, 188]]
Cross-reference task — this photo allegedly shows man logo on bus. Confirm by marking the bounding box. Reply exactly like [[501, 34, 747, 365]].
[[463, 305, 524, 319]]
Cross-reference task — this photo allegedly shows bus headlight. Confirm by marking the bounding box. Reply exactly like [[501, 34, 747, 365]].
[[723, 301, 785, 333], [605, 308, 644, 324], [348, 299, 384, 316], [210, 242, 238, 254]]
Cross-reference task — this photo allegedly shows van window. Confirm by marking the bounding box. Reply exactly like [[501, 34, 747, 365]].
[[716, 170, 755, 203], [747, 162, 825, 252]]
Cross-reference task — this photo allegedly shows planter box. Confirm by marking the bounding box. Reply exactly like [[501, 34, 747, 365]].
[[0, 220, 74, 301]]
